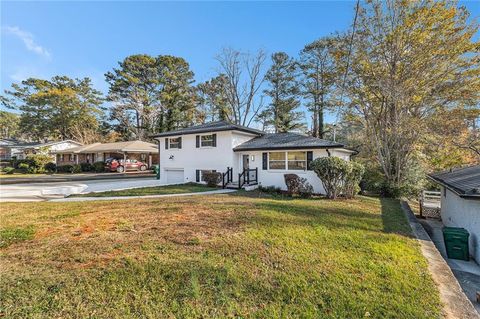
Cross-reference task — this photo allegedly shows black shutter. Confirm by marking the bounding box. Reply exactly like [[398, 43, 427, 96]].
[[178, 137, 182, 149], [307, 151, 313, 170], [165, 138, 169, 149], [196, 135, 200, 148], [262, 152, 268, 170], [212, 134, 217, 147], [196, 170, 200, 182]]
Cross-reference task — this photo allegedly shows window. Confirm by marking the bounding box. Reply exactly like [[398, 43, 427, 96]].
[[268, 152, 286, 170], [201, 134, 214, 147], [288, 152, 307, 170], [169, 137, 181, 149], [268, 151, 307, 170]]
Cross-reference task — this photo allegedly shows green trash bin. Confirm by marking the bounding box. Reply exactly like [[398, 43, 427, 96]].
[[442, 227, 469, 261], [152, 165, 160, 180]]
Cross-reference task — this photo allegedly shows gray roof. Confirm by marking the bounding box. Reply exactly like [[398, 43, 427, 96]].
[[151, 121, 263, 138], [233, 132, 348, 151], [429, 165, 480, 199], [3, 139, 81, 149]]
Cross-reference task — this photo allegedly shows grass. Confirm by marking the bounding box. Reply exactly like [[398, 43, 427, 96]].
[[0, 193, 442, 318], [70, 182, 216, 197], [0, 173, 51, 178]]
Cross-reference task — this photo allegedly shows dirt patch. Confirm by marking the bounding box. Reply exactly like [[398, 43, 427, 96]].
[[0, 195, 253, 274]]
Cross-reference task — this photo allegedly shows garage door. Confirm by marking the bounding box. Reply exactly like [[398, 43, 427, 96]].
[[166, 169, 184, 184]]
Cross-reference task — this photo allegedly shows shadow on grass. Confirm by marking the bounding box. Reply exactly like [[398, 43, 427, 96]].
[[227, 192, 415, 237], [380, 197, 414, 238]]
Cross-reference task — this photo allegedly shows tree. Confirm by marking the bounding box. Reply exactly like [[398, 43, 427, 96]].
[[215, 48, 266, 127], [299, 37, 337, 138], [336, 0, 480, 194], [0, 111, 20, 139], [2, 76, 103, 141], [106, 54, 195, 140], [264, 52, 304, 133], [157, 55, 196, 131], [196, 74, 230, 123]]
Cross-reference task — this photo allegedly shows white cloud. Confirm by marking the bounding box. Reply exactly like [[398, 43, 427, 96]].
[[3, 26, 51, 58]]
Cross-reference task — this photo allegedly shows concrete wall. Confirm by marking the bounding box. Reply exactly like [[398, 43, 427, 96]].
[[440, 186, 480, 261]]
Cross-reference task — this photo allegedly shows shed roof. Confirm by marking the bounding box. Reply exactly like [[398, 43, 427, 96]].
[[151, 121, 263, 138], [233, 132, 351, 151], [428, 165, 480, 199], [54, 140, 157, 154]]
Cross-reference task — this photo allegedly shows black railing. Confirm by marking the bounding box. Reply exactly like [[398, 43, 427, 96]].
[[222, 167, 233, 188], [238, 167, 258, 189]]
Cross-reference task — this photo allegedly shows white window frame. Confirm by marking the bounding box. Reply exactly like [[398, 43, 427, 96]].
[[169, 137, 181, 149], [200, 134, 214, 148], [268, 151, 307, 171]]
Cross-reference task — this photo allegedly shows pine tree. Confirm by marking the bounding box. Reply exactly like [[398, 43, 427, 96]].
[[264, 52, 304, 133]]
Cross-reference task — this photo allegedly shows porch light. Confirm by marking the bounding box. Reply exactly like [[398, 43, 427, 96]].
[[251, 155, 255, 162]]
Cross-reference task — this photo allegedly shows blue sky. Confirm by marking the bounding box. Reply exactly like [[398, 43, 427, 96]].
[[1, 1, 479, 124]]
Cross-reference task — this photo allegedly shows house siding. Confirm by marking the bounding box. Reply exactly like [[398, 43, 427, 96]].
[[440, 186, 480, 261], [157, 131, 255, 184], [236, 148, 351, 194]]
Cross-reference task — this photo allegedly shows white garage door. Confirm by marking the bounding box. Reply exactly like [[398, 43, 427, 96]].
[[166, 169, 184, 184]]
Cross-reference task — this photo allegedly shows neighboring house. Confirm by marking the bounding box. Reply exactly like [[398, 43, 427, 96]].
[[0, 139, 82, 162], [0, 138, 21, 160], [53, 140, 158, 167], [429, 165, 480, 261], [152, 121, 356, 193]]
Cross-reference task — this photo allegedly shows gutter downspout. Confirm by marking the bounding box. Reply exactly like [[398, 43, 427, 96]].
[[157, 139, 161, 180]]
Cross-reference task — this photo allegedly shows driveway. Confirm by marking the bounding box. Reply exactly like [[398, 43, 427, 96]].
[[0, 177, 164, 202]]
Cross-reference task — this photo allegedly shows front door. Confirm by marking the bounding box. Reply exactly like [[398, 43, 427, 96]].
[[242, 154, 249, 170]]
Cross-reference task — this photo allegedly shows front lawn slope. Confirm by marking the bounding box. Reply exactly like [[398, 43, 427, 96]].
[[0, 195, 441, 318]]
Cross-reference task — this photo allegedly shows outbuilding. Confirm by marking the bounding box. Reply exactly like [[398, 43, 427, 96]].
[[429, 165, 480, 261]]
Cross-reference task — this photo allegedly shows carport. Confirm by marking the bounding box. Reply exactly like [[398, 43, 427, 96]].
[[54, 140, 159, 167]]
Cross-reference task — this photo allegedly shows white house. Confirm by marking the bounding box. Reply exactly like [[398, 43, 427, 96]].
[[0, 139, 82, 162], [429, 165, 480, 261], [152, 121, 357, 194]]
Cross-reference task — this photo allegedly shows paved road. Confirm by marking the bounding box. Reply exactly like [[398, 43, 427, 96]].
[[0, 177, 164, 202]]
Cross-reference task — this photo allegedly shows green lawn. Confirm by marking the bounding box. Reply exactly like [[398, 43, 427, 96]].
[[71, 182, 216, 197], [0, 193, 442, 318]]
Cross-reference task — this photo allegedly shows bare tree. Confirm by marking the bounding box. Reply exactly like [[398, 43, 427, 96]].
[[215, 48, 266, 127]]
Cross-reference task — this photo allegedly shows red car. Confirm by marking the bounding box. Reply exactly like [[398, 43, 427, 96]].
[[105, 158, 148, 173]]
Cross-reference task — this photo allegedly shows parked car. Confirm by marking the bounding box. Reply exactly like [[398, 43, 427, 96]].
[[105, 158, 148, 173]]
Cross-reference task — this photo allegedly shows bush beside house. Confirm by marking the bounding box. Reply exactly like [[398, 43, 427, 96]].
[[310, 157, 365, 199]]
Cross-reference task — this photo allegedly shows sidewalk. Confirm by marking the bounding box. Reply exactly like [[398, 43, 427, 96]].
[[419, 218, 480, 314], [49, 189, 236, 202]]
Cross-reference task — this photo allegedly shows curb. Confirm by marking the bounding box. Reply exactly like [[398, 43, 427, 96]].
[[401, 201, 479, 319]]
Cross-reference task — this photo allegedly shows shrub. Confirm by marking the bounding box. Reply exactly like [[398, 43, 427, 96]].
[[311, 157, 350, 199], [44, 162, 57, 173], [2, 166, 15, 174], [284, 174, 302, 195], [344, 161, 365, 199], [57, 165, 74, 173], [202, 171, 221, 187], [27, 154, 51, 172], [92, 161, 105, 173], [298, 178, 314, 198], [72, 164, 82, 174], [80, 163, 94, 172], [258, 185, 283, 195], [311, 157, 364, 199], [17, 163, 29, 170]]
